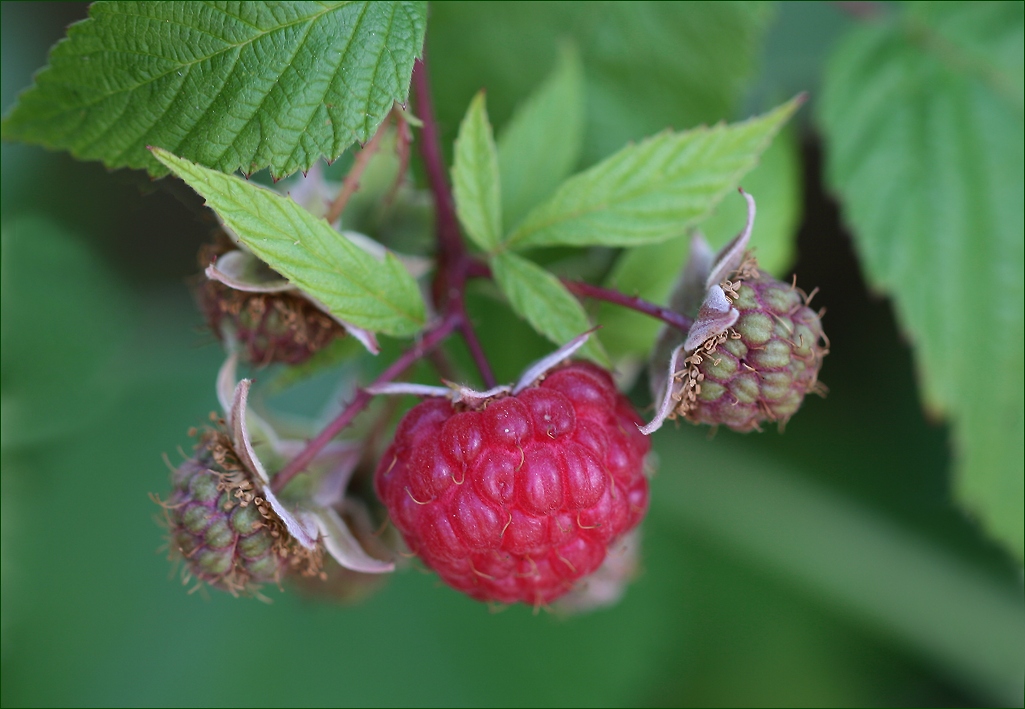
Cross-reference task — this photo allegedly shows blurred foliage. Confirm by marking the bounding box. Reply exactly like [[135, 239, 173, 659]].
[[818, 0, 1025, 561], [2, 2, 1023, 708]]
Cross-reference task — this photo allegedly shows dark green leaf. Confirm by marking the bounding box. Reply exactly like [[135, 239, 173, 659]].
[[504, 97, 801, 251], [451, 91, 502, 251], [497, 44, 584, 231], [818, 1, 1024, 559], [152, 148, 426, 337], [490, 251, 605, 364], [1, 1, 427, 178]]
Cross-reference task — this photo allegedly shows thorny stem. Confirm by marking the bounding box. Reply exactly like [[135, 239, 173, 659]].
[[271, 313, 460, 494], [325, 117, 389, 225], [563, 279, 695, 333]]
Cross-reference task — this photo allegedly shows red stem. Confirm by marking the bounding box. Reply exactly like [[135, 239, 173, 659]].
[[467, 258, 691, 334], [411, 56, 497, 388], [271, 313, 459, 494], [563, 279, 694, 333], [410, 56, 462, 296]]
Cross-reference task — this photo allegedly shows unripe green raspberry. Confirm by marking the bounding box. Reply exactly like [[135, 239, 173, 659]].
[[677, 260, 828, 431], [644, 190, 828, 436], [160, 429, 320, 596]]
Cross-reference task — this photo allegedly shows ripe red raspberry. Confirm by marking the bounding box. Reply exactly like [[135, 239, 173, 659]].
[[374, 362, 650, 606]]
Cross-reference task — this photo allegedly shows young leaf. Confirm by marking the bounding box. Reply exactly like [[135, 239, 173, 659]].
[[1, 1, 427, 179], [152, 148, 426, 337], [599, 131, 802, 361], [497, 45, 585, 232], [490, 252, 605, 364], [504, 97, 801, 251], [451, 92, 502, 251], [696, 125, 802, 278], [818, 2, 1024, 560]]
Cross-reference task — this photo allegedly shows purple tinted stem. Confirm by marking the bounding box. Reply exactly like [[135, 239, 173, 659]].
[[563, 279, 694, 333], [411, 55, 497, 388], [270, 314, 459, 494]]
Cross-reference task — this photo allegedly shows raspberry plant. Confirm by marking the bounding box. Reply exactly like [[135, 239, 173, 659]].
[[1, 0, 825, 608], [3, 0, 1020, 661]]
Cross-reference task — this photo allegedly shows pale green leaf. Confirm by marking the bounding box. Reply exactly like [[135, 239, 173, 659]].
[[497, 44, 585, 231], [491, 252, 605, 364], [451, 91, 502, 251], [598, 127, 803, 360], [152, 148, 426, 337], [1, 1, 427, 179], [597, 235, 691, 362], [504, 97, 801, 251], [697, 125, 802, 278], [819, 1, 1024, 559]]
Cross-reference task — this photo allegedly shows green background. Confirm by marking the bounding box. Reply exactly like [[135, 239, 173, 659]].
[[2, 2, 1022, 706]]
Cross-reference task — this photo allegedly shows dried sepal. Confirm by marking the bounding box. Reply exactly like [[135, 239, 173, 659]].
[[204, 244, 379, 356], [162, 356, 395, 599], [313, 506, 395, 574]]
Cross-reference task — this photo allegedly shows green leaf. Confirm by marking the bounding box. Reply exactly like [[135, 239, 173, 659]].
[[497, 45, 585, 232], [490, 252, 605, 364], [597, 234, 692, 362], [504, 97, 802, 251], [451, 91, 502, 251], [697, 124, 802, 278], [152, 148, 426, 337], [1, 1, 427, 179], [818, 2, 1024, 560], [598, 127, 803, 361]]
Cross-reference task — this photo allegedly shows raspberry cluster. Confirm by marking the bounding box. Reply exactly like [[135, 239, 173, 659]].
[[375, 362, 650, 606]]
